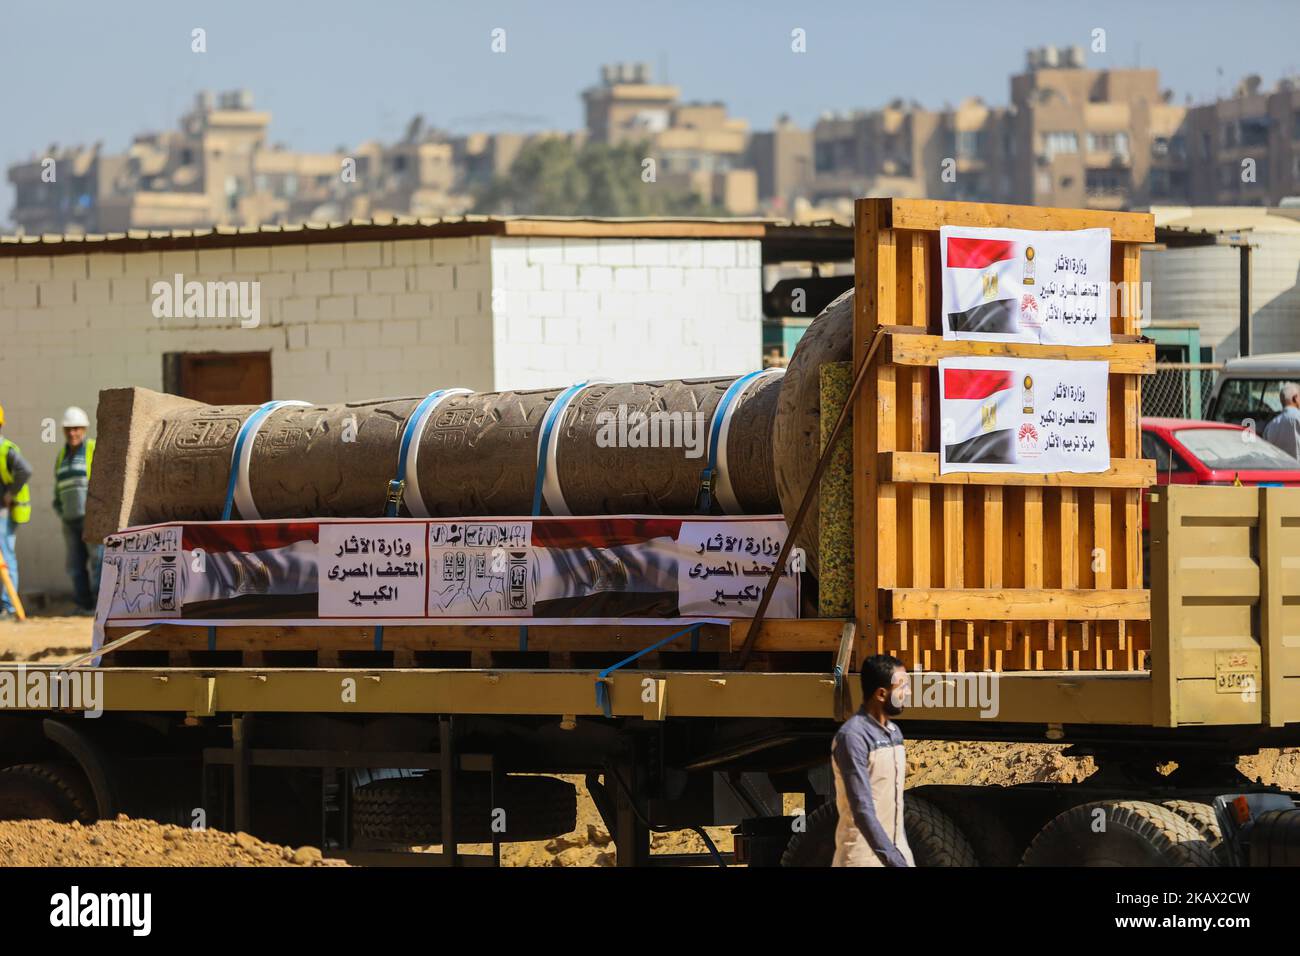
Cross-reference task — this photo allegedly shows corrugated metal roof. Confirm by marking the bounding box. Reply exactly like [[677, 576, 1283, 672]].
[[0, 214, 824, 257]]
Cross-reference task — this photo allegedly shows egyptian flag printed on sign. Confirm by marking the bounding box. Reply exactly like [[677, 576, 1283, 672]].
[[529, 517, 683, 618], [943, 368, 1019, 466], [180, 522, 320, 619], [946, 236, 1021, 335]]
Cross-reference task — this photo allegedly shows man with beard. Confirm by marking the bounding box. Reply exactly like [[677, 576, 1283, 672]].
[[830, 654, 914, 867]]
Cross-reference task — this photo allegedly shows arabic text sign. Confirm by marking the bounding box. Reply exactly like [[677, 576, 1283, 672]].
[[941, 225, 1111, 345], [939, 357, 1110, 475], [319, 523, 427, 617]]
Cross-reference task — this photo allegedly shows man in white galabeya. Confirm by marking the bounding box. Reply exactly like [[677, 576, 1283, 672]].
[[830, 654, 914, 867]]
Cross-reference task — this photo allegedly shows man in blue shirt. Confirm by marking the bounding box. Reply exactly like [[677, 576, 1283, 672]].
[[831, 654, 914, 867], [1262, 383, 1300, 459]]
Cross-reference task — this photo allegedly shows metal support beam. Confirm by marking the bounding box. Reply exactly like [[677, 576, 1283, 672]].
[[1240, 243, 1253, 356], [232, 714, 252, 832]]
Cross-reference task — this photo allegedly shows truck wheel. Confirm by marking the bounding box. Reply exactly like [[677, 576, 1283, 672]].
[[780, 795, 977, 866], [1022, 800, 1219, 867], [906, 794, 979, 866], [926, 795, 1022, 866], [352, 773, 576, 846], [1160, 800, 1227, 865], [779, 802, 837, 866], [0, 762, 95, 824], [1248, 809, 1300, 867]]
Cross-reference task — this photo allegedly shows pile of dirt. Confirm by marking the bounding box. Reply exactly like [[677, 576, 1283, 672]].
[[0, 614, 92, 665], [908, 740, 1097, 787], [0, 815, 346, 867]]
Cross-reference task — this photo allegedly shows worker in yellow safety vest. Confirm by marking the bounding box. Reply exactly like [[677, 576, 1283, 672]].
[[54, 406, 99, 612], [0, 403, 34, 618]]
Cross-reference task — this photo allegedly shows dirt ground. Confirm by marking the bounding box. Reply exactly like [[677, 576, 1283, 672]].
[[0, 815, 345, 867], [1, 614, 1298, 866]]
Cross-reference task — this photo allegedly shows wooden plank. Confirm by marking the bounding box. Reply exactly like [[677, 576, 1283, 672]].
[[1024, 487, 1044, 588], [882, 452, 1154, 488], [944, 487, 964, 587], [106, 619, 845, 657], [881, 198, 1155, 243], [886, 588, 1150, 621], [982, 487, 1003, 588], [888, 333, 1154, 374], [1059, 488, 1080, 589], [108, 623, 734, 654], [854, 198, 891, 663]]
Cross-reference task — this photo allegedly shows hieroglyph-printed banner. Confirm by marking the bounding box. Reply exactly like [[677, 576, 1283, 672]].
[[95, 515, 799, 632]]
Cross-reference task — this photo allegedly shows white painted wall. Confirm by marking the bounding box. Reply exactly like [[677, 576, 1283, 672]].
[[0, 232, 764, 594], [488, 237, 763, 389]]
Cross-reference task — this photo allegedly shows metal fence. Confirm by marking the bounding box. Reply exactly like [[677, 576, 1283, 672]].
[[1143, 363, 1221, 420]]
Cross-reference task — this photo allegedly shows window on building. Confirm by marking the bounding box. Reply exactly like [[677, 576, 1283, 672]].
[[1240, 117, 1270, 147], [956, 130, 985, 159], [1042, 131, 1078, 158], [1087, 131, 1129, 155], [1085, 168, 1130, 195]]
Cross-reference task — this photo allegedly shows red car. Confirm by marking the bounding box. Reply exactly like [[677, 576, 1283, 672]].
[[1141, 417, 1300, 529]]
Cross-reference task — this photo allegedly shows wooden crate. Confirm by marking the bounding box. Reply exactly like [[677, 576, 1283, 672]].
[[852, 199, 1156, 672]]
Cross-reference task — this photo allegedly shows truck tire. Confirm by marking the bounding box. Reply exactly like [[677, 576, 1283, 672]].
[[1022, 800, 1219, 867], [780, 795, 977, 866], [1160, 800, 1227, 865], [1248, 809, 1300, 867], [352, 773, 576, 846], [0, 762, 95, 824], [911, 789, 1022, 866]]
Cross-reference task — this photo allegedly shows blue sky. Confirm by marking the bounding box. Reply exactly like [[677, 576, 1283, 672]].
[[2, 0, 1297, 224]]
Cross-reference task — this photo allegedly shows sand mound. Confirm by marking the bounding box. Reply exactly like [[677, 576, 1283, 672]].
[[0, 814, 346, 867]]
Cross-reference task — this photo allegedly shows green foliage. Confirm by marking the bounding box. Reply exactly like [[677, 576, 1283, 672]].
[[474, 138, 723, 217]]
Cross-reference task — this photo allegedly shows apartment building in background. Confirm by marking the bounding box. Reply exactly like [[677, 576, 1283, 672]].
[[582, 62, 759, 214], [804, 46, 1300, 215], [7, 91, 478, 234], [10, 51, 1300, 233]]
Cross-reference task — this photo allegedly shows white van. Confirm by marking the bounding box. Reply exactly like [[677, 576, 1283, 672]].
[[1205, 353, 1300, 430]]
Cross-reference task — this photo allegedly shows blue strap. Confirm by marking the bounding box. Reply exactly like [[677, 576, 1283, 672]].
[[376, 390, 454, 653], [211, 400, 300, 652], [595, 624, 700, 718], [221, 401, 301, 521], [522, 382, 592, 653], [531, 381, 590, 516], [696, 370, 767, 514]]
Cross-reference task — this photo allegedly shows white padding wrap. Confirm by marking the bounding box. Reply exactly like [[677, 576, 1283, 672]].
[[714, 368, 784, 515], [403, 388, 472, 518]]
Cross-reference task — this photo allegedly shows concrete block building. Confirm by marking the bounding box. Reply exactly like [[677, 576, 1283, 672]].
[[0, 216, 775, 594]]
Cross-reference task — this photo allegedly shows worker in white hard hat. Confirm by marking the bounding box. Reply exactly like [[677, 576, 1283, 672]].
[[0, 403, 34, 619], [53, 406, 99, 613]]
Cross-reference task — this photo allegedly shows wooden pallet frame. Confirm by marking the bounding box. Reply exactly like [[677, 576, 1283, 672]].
[[852, 199, 1156, 672], [101, 619, 846, 670]]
